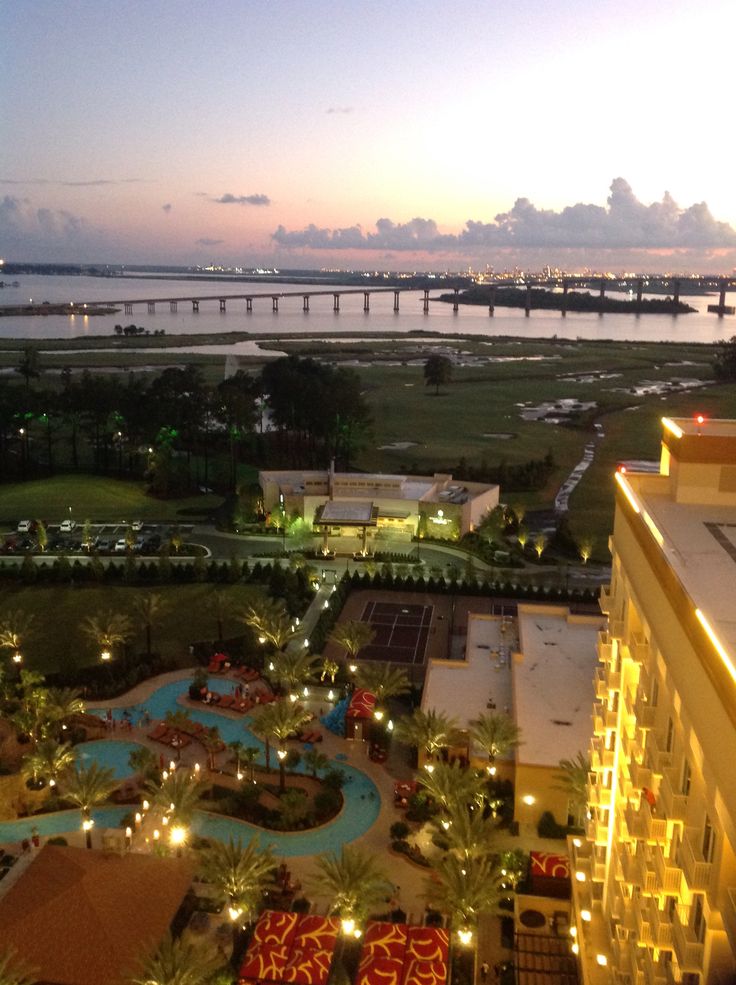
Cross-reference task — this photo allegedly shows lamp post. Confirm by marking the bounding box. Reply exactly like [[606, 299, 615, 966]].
[[82, 817, 94, 850]]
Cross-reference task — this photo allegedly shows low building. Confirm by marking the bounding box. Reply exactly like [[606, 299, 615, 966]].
[[420, 604, 602, 827], [0, 845, 194, 985], [259, 466, 498, 544]]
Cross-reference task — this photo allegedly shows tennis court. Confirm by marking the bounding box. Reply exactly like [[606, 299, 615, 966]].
[[358, 600, 434, 665]]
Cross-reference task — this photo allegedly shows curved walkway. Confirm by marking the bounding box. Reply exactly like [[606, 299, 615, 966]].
[[0, 671, 381, 857]]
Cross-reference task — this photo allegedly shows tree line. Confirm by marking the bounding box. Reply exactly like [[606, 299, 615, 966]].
[[0, 354, 370, 493]]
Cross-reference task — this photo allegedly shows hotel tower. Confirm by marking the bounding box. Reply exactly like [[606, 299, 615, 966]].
[[570, 417, 736, 984]]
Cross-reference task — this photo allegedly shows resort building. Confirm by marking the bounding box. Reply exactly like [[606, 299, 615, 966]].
[[0, 844, 194, 985], [259, 466, 498, 544], [570, 417, 736, 985], [421, 603, 602, 827]]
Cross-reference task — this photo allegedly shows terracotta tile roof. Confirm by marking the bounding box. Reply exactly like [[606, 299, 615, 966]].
[[0, 845, 194, 985]]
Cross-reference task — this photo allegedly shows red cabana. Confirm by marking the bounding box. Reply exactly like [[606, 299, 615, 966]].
[[346, 688, 376, 719]]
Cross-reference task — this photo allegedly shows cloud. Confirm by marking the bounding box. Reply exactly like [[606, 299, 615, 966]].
[[162, 203, 172, 213], [195, 237, 224, 246], [0, 177, 145, 187], [213, 193, 271, 206], [326, 106, 353, 114], [0, 194, 116, 260], [272, 180, 736, 252]]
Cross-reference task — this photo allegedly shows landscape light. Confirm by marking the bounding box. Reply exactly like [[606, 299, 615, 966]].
[[374, 709, 384, 721], [575, 871, 586, 882], [573, 838, 582, 848], [486, 764, 497, 776], [596, 955, 608, 967], [289, 693, 298, 703], [303, 686, 309, 697], [341, 917, 355, 935], [229, 906, 243, 922], [522, 794, 535, 806], [458, 928, 473, 946], [581, 910, 591, 922], [153, 829, 160, 841], [424, 763, 434, 773], [12, 652, 22, 664], [571, 943, 579, 955], [100, 649, 111, 662], [277, 749, 287, 760], [258, 636, 266, 644], [142, 800, 149, 811], [170, 825, 187, 848], [328, 690, 334, 701], [349, 664, 357, 673]]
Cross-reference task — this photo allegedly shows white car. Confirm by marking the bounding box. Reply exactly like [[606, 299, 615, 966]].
[[114, 538, 128, 553], [60, 519, 76, 533], [131, 521, 144, 532], [17, 520, 33, 534]]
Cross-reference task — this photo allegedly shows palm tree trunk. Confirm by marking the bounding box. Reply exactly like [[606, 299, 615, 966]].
[[279, 760, 286, 793]]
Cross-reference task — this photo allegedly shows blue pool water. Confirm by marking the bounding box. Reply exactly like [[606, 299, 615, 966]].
[[74, 740, 146, 780], [0, 677, 382, 856]]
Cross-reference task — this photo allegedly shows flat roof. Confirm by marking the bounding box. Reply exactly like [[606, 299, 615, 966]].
[[514, 606, 603, 767], [422, 614, 515, 758], [627, 473, 736, 659]]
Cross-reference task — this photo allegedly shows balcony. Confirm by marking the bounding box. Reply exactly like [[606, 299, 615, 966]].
[[659, 770, 688, 823], [633, 696, 656, 729], [649, 904, 674, 949], [679, 829, 713, 892], [653, 844, 682, 895], [619, 845, 657, 894], [629, 760, 653, 790], [721, 886, 736, 954], [628, 632, 650, 665], [593, 702, 618, 735], [591, 737, 615, 771], [646, 730, 673, 775], [589, 782, 613, 810], [641, 949, 670, 985], [610, 618, 625, 640], [672, 907, 704, 973], [598, 629, 613, 663], [599, 585, 612, 614], [585, 815, 608, 846]]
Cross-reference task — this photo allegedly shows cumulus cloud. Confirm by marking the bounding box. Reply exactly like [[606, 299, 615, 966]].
[[213, 193, 271, 206], [326, 106, 353, 114], [0, 177, 144, 187], [272, 180, 736, 252], [0, 194, 115, 260], [195, 237, 224, 246], [162, 203, 172, 213]]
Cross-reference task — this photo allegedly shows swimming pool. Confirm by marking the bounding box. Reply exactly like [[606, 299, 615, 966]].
[[74, 739, 147, 780], [0, 677, 382, 856]]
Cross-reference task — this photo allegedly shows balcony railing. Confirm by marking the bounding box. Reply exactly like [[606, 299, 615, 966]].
[[679, 829, 713, 892], [659, 770, 688, 823], [591, 737, 615, 771], [593, 702, 618, 735], [721, 887, 736, 954], [628, 632, 650, 665], [628, 760, 653, 790], [641, 949, 670, 985], [585, 815, 608, 846], [653, 844, 682, 895], [649, 904, 674, 949], [646, 730, 673, 775], [589, 782, 613, 810], [633, 697, 656, 729], [672, 907, 704, 972], [599, 585, 612, 614], [598, 629, 613, 663]]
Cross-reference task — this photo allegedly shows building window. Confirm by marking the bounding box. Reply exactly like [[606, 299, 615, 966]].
[[650, 676, 659, 707], [665, 716, 674, 753], [680, 758, 691, 797], [702, 814, 715, 863], [691, 894, 705, 943]]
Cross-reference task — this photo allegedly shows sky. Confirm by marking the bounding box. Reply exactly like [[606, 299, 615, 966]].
[[2, 0, 736, 272]]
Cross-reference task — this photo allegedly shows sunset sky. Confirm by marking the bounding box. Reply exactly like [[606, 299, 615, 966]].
[[2, 0, 736, 271]]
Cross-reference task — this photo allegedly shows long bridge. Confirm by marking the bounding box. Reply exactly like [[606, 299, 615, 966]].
[[3, 276, 735, 318]]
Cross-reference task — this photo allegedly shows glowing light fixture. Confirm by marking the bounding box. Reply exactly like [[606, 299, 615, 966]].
[[341, 917, 356, 935], [229, 906, 243, 922], [170, 825, 187, 847], [277, 749, 287, 760], [458, 928, 473, 946], [661, 417, 683, 439], [575, 871, 586, 882], [571, 942, 579, 955], [596, 955, 608, 967], [581, 909, 591, 922], [12, 651, 22, 664], [615, 471, 640, 514], [695, 608, 736, 684], [424, 763, 435, 773], [374, 709, 384, 721], [100, 649, 111, 662], [522, 794, 535, 806]]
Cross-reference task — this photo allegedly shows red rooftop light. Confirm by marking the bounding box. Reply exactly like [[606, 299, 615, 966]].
[[696, 414, 705, 425]]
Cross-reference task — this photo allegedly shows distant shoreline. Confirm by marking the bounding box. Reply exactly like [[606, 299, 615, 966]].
[[438, 286, 697, 315]]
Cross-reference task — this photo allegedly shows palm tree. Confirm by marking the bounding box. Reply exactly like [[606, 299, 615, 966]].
[[0, 610, 36, 664], [132, 593, 169, 656], [469, 712, 522, 771], [228, 740, 245, 777], [393, 708, 460, 765], [318, 655, 339, 684], [21, 738, 75, 789], [270, 650, 321, 696], [62, 762, 118, 848], [251, 700, 312, 792], [45, 687, 84, 734], [241, 597, 296, 649], [303, 748, 329, 779], [354, 661, 410, 710], [145, 770, 206, 827], [432, 800, 499, 862], [553, 751, 591, 826], [130, 932, 219, 985], [241, 745, 260, 783], [80, 611, 133, 661], [416, 761, 486, 811], [200, 836, 275, 945], [424, 853, 501, 942], [309, 845, 391, 925], [328, 620, 375, 664], [0, 946, 37, 985]]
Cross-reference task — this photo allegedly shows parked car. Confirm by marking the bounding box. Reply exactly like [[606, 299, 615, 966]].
[[60, 519, 77, 533], [114, 538, 128, 553], [17, 520, 33, 534], [94, 538, 112, 553], [131, 520, 144, 532]]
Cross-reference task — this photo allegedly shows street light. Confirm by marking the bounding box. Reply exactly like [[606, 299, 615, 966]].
[[82, 817, 94, 850], [12, 651, 22, 664], [100, 649, 111, 662]]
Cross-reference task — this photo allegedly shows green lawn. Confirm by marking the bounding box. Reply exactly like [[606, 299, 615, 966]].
[[0, 583, 261, 676], [0, 475, 225, 526]]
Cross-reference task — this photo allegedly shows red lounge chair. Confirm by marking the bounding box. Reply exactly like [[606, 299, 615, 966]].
[[148, 723, 169, 742], [207, 661, 222, 674], [218, 695, 235, 709]]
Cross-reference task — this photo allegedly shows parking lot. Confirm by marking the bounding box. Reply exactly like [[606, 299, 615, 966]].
[[1, 521, 195, 557]]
